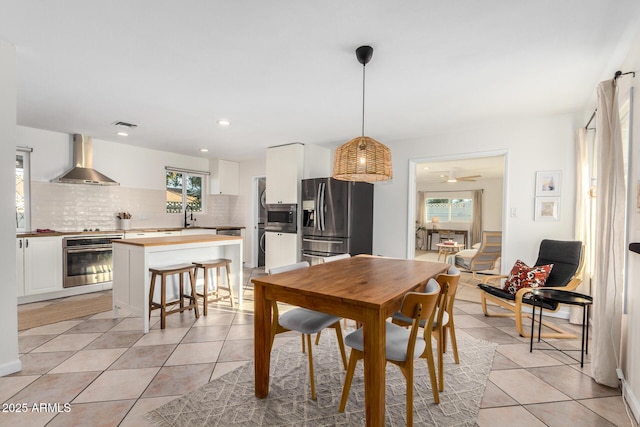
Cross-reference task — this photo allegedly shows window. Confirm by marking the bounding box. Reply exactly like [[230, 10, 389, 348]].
[[165, 168, 206, 213], [426, 197, 473, 222], [16, 148, 32, 231]]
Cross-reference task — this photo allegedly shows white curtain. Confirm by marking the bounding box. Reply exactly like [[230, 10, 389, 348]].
[[571, 128, 592, 324], [470, 189, 483, 246], [591, 79, 625, 387]]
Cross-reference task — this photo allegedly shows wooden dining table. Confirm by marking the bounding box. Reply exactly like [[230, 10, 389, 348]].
[[251, 255, 449, 426]]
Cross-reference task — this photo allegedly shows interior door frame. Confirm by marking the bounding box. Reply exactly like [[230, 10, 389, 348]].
[[407, 150, 509, 259]]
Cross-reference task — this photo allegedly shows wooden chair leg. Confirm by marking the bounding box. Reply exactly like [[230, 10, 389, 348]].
[[149, 272, 157, 321], [437, 328, 445, 392], [406, 362, 414, 427], [225, 263, 234, 307], [306, 334, 316, 400], [160, 275, 167, 329], [190, 269, 199, 319], [339, 349, 360, 412], [200, 267, 209, 316], [332, 323, 348, 370], [423, 338, 439, 404], [315, 331, 322, 345], [448, 323, 460, 364]]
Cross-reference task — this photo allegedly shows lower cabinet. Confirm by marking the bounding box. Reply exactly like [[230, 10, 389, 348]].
[[265, 231, 298, 272], [17, 236, 63, 296]]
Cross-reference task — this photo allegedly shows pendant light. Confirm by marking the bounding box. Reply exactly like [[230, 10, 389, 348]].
[[333, 45, 392, 182]]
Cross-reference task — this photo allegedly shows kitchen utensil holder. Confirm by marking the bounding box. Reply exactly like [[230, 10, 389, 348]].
[[120, 219, 131, 230]]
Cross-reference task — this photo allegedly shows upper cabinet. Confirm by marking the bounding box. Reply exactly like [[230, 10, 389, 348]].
[[266, 143, 330, 204], [266, 143, 304, 204], [210, 159, 239, 195]]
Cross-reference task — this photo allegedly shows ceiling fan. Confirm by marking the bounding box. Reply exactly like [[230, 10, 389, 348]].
[[441, 172, 481, 183]]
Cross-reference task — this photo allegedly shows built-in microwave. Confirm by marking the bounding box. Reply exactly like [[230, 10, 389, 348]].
[[266, 204, 297, 233]]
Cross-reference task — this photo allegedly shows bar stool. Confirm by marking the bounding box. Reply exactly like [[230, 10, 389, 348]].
[[149, 263, 199, 329], [192, 258, 234, 315]]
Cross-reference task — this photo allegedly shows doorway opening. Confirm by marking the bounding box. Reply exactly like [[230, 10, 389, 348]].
[[408, 151, 507, 263]]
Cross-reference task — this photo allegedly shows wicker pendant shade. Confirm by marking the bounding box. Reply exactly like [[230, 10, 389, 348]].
[[332, 45, 393, 182], [333, 136, 392, 182]]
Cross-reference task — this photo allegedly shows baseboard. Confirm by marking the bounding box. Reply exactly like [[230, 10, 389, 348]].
[[621, 376, 640, 424], [0, 358, 22, 377]]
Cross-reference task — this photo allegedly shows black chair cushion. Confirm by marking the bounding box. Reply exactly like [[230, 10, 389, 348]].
[[535, 240, 582, 288], [477, 283, 559, 310]]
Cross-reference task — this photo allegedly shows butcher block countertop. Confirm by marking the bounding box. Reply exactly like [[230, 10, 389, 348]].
[[113, 234, 242, 247], [17, 226, 244, 238]]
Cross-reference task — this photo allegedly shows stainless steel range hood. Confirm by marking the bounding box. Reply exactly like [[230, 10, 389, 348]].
[[53, 134, 119, 185]]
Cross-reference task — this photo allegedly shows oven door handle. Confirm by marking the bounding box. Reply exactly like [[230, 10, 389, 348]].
[[65, 246, 112, 253]]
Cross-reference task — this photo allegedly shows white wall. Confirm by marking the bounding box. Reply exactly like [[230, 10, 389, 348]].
[[372, 114, 579, 271], [0, 40, 21, 376]]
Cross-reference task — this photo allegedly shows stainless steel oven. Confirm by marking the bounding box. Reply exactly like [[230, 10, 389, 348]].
[[265, 204, 297, 233], [62, 234, 123, 287]]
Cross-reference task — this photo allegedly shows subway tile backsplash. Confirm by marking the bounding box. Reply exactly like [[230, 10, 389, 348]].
[[30, 182, 244, 232]]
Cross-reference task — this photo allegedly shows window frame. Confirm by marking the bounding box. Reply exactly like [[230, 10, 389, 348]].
[[165, 166, 208, 214], [16, 147, 32, 232], [424, 193, 474, 223]]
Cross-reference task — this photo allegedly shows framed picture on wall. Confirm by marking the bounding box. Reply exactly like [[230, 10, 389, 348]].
[[535, 170, 561, 196], [535, 197, 560, 221]]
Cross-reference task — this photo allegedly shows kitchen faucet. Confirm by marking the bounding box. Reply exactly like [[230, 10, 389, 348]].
[[184, 206, 193, 228]]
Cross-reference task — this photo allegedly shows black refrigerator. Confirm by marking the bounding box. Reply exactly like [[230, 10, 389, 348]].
[[301, 178, 373, 265]]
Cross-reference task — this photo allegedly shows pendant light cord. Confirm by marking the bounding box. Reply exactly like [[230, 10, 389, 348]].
[[361, 63, 366, 137]]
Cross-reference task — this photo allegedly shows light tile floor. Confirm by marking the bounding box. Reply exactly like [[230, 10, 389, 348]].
[[3, 266, 636, 426]]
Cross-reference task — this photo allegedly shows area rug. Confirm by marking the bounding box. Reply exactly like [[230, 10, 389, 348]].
[[146, 330, 497, 426], [18, 292, 112, 331]]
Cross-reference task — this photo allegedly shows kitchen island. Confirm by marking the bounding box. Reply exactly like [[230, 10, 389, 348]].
[[112, 234, 243, 333]]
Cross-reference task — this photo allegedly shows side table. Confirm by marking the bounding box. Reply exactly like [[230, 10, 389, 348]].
[[436, 242, 464, 261], [529, 288, 593, 367]]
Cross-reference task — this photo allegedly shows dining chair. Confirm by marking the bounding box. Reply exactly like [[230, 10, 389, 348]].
[[339, 284, 442, 426], [391, 270, 459, 392], [268, 261, 348, 400]]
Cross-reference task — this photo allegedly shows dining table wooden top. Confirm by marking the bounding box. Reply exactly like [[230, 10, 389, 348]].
[[251, 255, 449, 426]]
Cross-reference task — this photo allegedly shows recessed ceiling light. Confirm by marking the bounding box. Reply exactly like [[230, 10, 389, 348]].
[[217, 119, 231, 126], [116, 132, 128, 137], [199, 148, 209, 152]]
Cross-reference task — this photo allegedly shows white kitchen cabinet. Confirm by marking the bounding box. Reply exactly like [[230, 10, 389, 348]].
[[17, 236, 63, 296], [265, 231, 298, 272], [210, 159, 239, 195], [266, 143, 304, 204]]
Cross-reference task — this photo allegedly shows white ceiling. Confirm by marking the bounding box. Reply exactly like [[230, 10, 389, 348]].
[[416, 156, 505, 184], [1, 1, 639, 161]]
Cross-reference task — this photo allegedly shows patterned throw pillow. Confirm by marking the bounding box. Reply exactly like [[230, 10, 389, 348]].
[[502, 259, 553, 297]]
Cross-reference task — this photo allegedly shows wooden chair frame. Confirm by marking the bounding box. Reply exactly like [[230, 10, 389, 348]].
[[339, 290, 441, 426], [454, 231, 502, 283], [268, 262, 348, 400], [479, 245, 585, 339]]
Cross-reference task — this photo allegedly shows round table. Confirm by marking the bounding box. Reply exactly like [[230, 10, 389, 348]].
[[435, 242, 464, 261], [529, 288, 593, 367]]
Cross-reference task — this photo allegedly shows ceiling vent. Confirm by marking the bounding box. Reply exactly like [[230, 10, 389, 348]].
[[113, 121, 137, 128]]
